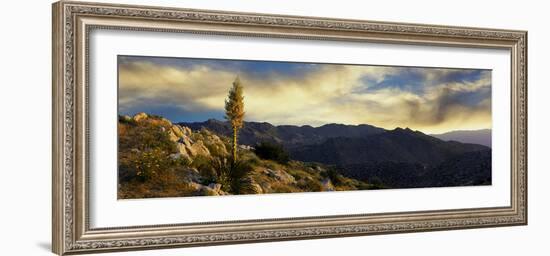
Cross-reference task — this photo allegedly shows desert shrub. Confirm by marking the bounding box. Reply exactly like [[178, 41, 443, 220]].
[[355, 182, 377, 190], [118, 118, 176, 153], [118, 115, 136, 125], [190, 155, 211, 170], [172, 156, 191, 168], [270, 183, 300, 193], [285, 169, 302, 179], [303, 162, 320, 169], [285, 168, 310, 181], [297, 178, 324, 192], [188, 155, 216, 184], [199, 128, 212, 137], [253, 141, 290, 164], [148, 114, 163, 119], [198, 176, 217, 186], [262, 160, 281, 170], [118, 170, 197, 199], [222, 139, 233, 153], [118, 146, 200, 199], [359, 177, 388, 189], [117, 115, 206, 199], [239, 150, 261, 165], [204, 143, 224, 158], [119, 148, 172, 182], [321, 167, 344, 186], [208, 157, 258, 194]]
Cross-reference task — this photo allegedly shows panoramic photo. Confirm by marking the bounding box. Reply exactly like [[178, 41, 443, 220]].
[[117, 55, 492, 199]]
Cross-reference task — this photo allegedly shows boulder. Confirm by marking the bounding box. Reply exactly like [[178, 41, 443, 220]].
[[168, 130, 179, 142], [132, 112, 148, 122], [168, 125, 185, 141], [170, 125, 185, 138], [179, 137, 193, 148], [174, 144, 191, 161], [168, 128, 213, 160], [169, 125, 192, 142], [187, 140, 210, 157], [183, 126, 192, 136]]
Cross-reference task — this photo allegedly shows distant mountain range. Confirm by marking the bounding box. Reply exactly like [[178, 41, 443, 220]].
[[179, 119, 492, 188], [430, 129, 491, 147], [180, 119, 386, 148], [289, 127, 488, 166]]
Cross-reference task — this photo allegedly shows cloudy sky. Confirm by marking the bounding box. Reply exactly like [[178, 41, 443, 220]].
[[118, 55, 491, 134]]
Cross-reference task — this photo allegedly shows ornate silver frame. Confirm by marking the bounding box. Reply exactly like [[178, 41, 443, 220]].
[[52, 1, 527, 255]]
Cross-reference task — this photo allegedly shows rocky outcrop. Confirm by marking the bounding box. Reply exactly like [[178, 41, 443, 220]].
[[196, 129, 229, 157], [169, 125, 192, 141], [126, 113, 231, 163], [166, 124, 221, 162]]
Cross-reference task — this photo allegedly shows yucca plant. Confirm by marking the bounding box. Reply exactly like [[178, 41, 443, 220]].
[[208, 156, 259, 194], [224, 77, 245, 163]]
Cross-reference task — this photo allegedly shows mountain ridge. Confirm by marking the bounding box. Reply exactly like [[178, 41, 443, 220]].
[[288, 127, 489, 166], [430, 129, 491, 147], [177, 118, 491, 188], [179, 119, 386, 148]]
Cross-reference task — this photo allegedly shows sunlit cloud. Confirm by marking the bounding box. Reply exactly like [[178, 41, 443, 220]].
[[118, 56, 491, 134]]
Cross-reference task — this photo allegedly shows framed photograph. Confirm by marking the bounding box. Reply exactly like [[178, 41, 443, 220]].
[[52, 1, 527, 255]]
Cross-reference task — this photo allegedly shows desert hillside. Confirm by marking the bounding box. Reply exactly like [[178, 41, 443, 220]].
[[118, 112, 491, 199], [118, 113, 376, 199]]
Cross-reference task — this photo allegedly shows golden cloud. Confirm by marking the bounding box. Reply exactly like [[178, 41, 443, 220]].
[[119, 59, 491, 134]]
